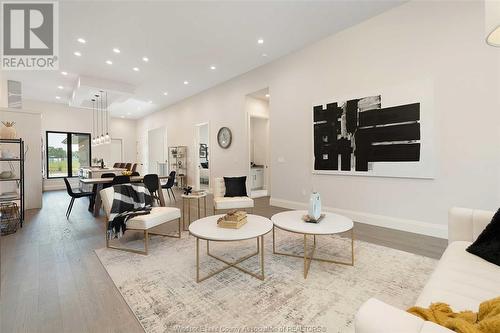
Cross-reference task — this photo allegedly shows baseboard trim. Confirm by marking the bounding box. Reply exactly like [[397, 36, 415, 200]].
[[269, 197, 447, 239]]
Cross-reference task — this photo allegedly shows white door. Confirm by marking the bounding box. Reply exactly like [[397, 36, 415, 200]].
[[110, 139, 123, 165], [148, 127, 166, 174]]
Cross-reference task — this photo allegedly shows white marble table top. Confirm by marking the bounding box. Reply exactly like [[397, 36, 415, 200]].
[[181, 192, 207, 199], [188, 214, 272, 241], [271, 210, 353, 235]]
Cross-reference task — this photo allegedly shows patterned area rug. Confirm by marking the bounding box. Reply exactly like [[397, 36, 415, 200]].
[[95, 231, 436, 333]]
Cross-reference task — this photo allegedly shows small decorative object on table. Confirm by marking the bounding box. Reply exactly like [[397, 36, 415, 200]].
[[122, 170, 132, 176], [183, 186, 193, 195], [217, 210, 247, 229], [302, 213, 325, 223], [1, 121, 17, 139], [308, 192, 322, 219]]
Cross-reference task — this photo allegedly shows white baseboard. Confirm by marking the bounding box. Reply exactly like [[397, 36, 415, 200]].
[[269, 197, 447, 239]]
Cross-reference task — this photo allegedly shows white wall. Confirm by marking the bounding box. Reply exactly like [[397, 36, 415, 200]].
[[21, 100, 138, 190], [136, 1, 500, 238]]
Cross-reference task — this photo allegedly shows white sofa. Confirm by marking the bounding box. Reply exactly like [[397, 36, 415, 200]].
[[213, 177, 254, 213], [101, 186, 182, 255], [355, 207, 499, 333]]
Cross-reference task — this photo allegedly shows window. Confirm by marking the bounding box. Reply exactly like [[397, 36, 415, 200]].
[[46, 131, 91, 178]]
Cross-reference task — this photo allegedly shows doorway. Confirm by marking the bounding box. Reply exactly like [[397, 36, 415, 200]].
[[148, 127, 167, 174], [195, 122, 210, 191], [246, 88, 270, 198], [109, 138, 123, 166]]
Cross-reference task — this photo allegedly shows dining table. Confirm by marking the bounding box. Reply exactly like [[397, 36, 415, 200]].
[[80, 175, 171, 216]]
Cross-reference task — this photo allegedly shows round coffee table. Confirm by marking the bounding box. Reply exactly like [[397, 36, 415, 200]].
[[188, 214, 273, 282], [271, 210, 354, 278]]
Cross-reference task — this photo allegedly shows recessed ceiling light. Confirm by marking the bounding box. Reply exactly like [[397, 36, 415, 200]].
[[265, 94, 270, 98], [261, 53, 268, 57], [257, 38, 264, 44], [148, 100, 152, 104], [61, 71, 68, 75], [113, 48, 120, 53], [74, 51, 82, 57], [142, 57, 149, 62], [55, 96, 61, 100], [58, 85, 64, 90], [77, 38, 86, 44], [106, 60, 113, 65], [133, 67, 139, 71], [210, 65, 216, 70], [163, 92, 168, 96], [183, 81, 189, 85]]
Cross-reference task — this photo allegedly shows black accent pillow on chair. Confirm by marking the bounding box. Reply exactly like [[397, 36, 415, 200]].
[[466, 208, 500, 266], [224, 176, 247, 197]]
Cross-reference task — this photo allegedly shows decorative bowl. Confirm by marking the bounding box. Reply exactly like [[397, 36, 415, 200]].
[[122, 171, 132, 176], [0, 171, 14, 179]]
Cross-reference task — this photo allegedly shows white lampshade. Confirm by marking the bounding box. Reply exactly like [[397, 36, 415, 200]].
[[485, 1, 500, 46]]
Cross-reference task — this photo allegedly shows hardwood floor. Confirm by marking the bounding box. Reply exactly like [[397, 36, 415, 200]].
[[1, 189, 447, 333]]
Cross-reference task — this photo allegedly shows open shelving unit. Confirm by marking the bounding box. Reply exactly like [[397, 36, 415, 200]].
[[0, 138, 24, 232], [168, 146, 187, 188]]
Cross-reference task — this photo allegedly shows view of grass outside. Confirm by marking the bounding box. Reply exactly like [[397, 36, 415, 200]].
[[47, 132, 90, 178]]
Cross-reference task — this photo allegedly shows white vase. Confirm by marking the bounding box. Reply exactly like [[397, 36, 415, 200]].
[[1, 126, 16, 139], [308, 192, 322, 220]]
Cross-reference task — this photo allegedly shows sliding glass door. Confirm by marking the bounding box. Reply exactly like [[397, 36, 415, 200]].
[[46, 131, 91, 178]]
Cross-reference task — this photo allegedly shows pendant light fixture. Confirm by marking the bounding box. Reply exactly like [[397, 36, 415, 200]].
[[90, 90, 111, 146], [104, 91, 111, 144]]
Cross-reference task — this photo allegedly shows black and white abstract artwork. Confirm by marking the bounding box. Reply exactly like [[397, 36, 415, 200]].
[[312, 91, 434, 179]]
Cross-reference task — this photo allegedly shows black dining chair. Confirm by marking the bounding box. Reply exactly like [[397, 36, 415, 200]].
[[101, 172, 116, 189], [113, 163, 120, 168], [131, 163, 138, 173], [161, 171, 176, 202], [143, 174, 161, 204], [64, 177, 93, 219], [119, 163, 126, 169], [112, 175, 130, 185], [125, 163, 132, 171]]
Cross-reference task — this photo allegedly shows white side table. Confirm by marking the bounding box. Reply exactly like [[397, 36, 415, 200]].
[[271, 210, 354, 278], [188, 214, 273, 282], [182, 193, 207, 230]]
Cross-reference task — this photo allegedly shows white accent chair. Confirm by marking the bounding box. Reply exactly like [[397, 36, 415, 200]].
[[213, 177, 254, 214], [355, 207, 499, 333], [100, 186, 182, 255]]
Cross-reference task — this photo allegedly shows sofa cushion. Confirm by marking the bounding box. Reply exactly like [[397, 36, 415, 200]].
[[126, 207, 181, 230], [214, 196, 254, 210], [466, 208, 500, 266], [415, 241, 500, 312], [223, 176, 247, 197]]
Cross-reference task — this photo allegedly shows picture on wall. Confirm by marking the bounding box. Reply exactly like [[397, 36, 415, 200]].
[[312, 93, 432, 178]]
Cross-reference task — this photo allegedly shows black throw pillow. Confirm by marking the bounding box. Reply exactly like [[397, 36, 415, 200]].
[[466, 208, 500, 266], [224, 176, 247, 197]]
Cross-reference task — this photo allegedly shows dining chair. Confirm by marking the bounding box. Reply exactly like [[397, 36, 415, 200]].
[[125, 163, 132, 171], [101, 172, 116, 189], [113, 163, 120, 168], [89, 172, 116, 211], [119, 163, 126, 168], [131, 163, 138, 173], [64, 177, 93, 219], [161, 171, 176, 202], [112, 175, 130, 185], [143, 174, 160, 204]]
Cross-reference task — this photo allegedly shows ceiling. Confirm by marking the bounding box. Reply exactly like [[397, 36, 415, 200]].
[[2, 1, 403, 119]]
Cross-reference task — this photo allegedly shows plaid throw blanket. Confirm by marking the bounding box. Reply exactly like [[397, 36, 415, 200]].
[[107, 184, 153, 240]]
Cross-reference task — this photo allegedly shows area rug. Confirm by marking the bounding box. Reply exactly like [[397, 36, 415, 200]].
[[95, 231, 436, 333]]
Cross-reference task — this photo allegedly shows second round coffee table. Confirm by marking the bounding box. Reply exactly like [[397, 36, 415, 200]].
[[188, 214, 273, 282], [271, 210, 354, 278]]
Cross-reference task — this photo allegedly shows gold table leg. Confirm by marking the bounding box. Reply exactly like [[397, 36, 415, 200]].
[[273, 226, 354, 279], [195, 236, 265, 282]]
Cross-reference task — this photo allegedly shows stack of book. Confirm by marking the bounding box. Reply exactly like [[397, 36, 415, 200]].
[[217, 210, 247, 229]]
